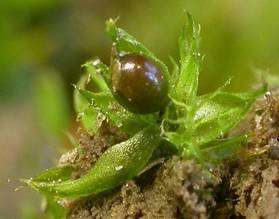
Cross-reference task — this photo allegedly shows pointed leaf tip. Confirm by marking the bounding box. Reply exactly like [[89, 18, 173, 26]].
[[106, 18, 118, 40]]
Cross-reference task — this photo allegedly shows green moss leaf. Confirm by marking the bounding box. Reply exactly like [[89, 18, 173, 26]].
[[106, 18, 169, 81], [190, 84, 267, 146], [78, 107, 100, 135], [73, 60, 110, 134], [74, 58, 157, 135], [75, 60, 123, 134], [76, 87, 157, 135], [162, 14, 202, 156], [22, 126, 161, 198], [198, 135, 247, 163], [163, 15, 202, 155], [163, 16, 267, 160], [81, 60, 111, 92], [23, 165, 74, 183], [170, 13, 201, 109]]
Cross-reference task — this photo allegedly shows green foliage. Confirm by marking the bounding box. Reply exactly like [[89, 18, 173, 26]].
[[24, 15, 267, 202], [73, 60, 110, 134], [191, 86, 266, 146], [162, 15, 267, 160], [199, 135, 247, 163], [21, 166, 72, 218], [74, 60, 157, 136], [22, 126, 160, 198], [27, 165, 74, 182], [106, 19, 169, 81], [175, 13, 201, 106]]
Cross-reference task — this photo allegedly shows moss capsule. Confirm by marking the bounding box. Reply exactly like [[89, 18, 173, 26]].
[[111, 54, 168, 114]]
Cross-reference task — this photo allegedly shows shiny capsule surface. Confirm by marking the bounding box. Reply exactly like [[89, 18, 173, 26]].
[[111, 54, 168, 114]]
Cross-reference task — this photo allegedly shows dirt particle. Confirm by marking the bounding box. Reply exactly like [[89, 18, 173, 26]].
[[272, 179, 279, 188]]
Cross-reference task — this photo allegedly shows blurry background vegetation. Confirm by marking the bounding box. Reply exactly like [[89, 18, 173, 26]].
[[0, 0, 278, 218]]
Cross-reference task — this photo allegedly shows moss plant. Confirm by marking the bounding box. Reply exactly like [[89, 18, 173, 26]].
[[21, 14, 268, 218]]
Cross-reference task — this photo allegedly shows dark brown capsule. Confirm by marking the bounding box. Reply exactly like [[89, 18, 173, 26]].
[[111, 54, 168, 114]]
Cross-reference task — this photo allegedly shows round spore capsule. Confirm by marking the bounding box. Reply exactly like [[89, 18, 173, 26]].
[[111, 54, 168, 114]]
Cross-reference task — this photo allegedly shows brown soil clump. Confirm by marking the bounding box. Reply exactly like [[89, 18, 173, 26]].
[[229, 92, 279, 218]]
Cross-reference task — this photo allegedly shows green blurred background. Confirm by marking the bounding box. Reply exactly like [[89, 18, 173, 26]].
[[0, 0, 278, 218]]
